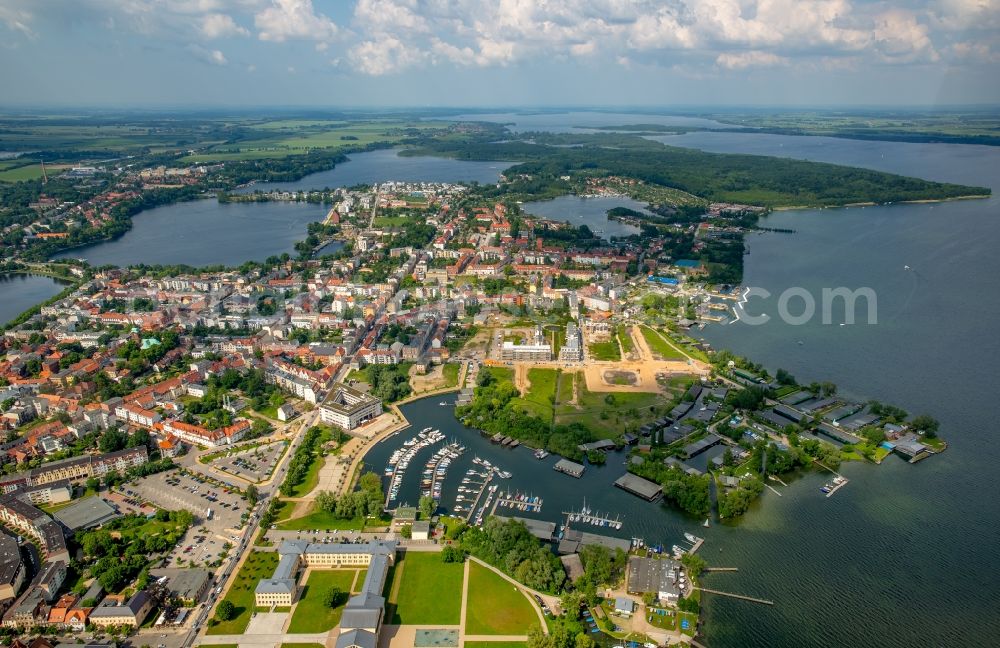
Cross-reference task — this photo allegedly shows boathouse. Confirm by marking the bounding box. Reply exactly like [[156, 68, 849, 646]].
[[554, 459, 585, 478], [614, 473, 662, 501]]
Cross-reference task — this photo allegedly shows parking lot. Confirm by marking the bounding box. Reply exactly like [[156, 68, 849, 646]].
[[209, 440, 287, 483], [127, 470, 252, 569]]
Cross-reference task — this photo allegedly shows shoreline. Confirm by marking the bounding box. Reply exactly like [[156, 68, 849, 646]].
[[771, 193, 991, 211]]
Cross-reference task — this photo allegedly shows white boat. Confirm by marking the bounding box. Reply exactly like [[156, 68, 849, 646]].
[[703, 518, 710, 528], [684, 532, 698, 543]]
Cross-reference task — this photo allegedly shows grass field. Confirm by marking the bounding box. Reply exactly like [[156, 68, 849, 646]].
[[465, 562, 538, 635], [275, 504, 380, 532], [588, 339, 621, 361], [617, 325, 636, 356], [0, 163, 71, 182], [554, 375, 672, 438], [511, 368, 558, 423], [207, 551, 279, 635], [391, 552, 464, 625], [640, 326, 687, 360], [287, 569, 357, 633], [442, 363, 461, 388]]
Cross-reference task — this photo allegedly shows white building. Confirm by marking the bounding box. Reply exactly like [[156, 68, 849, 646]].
[[319, 384, 383, 431]]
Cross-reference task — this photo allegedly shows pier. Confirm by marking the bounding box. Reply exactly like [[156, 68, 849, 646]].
[[694, 587, 774, 606], [703, 567, 739, 572], [495, 492, 543, 513], [688, 537, 705, 554], [462, 473, 494, 523]]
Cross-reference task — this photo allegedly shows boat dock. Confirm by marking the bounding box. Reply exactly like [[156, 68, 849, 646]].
[[695, 586, 774, 605], [688, 536, 705, 554], [826, 477, 849, 497], [562, 506, 623, 530], [816, 461, 849, 497], [495, 491, 543, 513], [704, 567, 739, 572], [462, 473, 494, 523]]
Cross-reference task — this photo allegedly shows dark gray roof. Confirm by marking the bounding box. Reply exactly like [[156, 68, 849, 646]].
[[53, 496, 120, 531], [614, 473, 662, 501], [336, 628, 378, 648], [0, 533, 22, 586], [255, 578, 296, 594]]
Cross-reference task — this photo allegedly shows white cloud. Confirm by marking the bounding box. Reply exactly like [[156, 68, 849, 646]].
[[716, 50, 789, 69], [350, 34, 425, 74], [255, 0, 338, 42], [0, 4, 36, 38], [873, 9, 939, 63], [200, 13, 249, 38], [187, 44, 229, 64]]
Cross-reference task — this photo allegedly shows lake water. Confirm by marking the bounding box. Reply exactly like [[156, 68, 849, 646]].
[[447, 111, 732, 134], [521, 195, 643, 239], [236, 148, 512, 194], [0, 274, 69, 325], [52, 150, 514, 268], [678, 132, 1000, 647], [52, 200, 327, 267]]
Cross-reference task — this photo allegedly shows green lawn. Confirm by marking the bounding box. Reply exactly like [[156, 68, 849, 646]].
[[640, 326, 687, 360], [207, 551, 280, 635], [465, 562, 538, 635], [588, 339, 621, 361], [391, 552, 464, 624], [287, 569, 357, 633], [511, 368, 558, 423], [442, 363, 461, 388], [353, 569, 367, 593], [275, 506, 376, 532]]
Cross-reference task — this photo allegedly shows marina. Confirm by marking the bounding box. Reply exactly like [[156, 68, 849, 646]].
[[563, 500, 624, 530], [383, 427, 445, 506]]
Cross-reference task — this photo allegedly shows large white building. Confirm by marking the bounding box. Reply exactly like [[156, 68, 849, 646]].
[[319, 384, 382, 431]]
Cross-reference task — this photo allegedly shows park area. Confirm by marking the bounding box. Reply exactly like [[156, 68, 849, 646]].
[[464, 562, 538, 634], [389, 552, 464, 625], [287, 569, 358, 633], [208, 551, 280, 635]]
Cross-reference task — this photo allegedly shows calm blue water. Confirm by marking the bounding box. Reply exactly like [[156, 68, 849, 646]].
[[52, 200, 327, 267], [448, 111, 732, 134], [0, 274, 69, 325], [237, 148, 512, 193], [675, 132, 1000, 648], [521, 195, 643, 239]]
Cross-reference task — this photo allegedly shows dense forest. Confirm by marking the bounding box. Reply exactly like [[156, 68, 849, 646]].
[[407, 129, 990, 207]]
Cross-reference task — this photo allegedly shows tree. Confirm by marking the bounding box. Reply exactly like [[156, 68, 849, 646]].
[[245, 484, 259, 506], [910, 414, 940, 438], [321, 586, 343, 609], [215, 600, 235, 621], [98, 427, 128, 453], [418, 495, 436, 520]]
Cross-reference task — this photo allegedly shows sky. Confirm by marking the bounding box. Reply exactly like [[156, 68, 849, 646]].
[[0, 0, 998, 107]]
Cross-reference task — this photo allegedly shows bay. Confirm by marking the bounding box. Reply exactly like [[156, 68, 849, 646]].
[[236, 148, 512, 194], [0, 274, 69, 325], [521, 195, 644, 239]]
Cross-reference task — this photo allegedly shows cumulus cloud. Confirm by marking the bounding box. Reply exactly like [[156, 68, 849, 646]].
[[716, 50, 789, 69], [201, 13, 250, 38], [873, 9, 939, 63], [255, 0, 339, 42], [187, 44, 229, 65]]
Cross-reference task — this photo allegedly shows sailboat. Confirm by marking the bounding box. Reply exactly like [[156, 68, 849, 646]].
[[703, 518, 710, 528]]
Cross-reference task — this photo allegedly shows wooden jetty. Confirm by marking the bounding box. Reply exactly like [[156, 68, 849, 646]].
[[695, 587, 773, 605], [703, 567, 739, 572]]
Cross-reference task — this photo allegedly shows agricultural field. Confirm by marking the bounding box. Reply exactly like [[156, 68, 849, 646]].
[[464, 562, 538, 634], [287, 569, 357, 633], [390, 552, 464, 625], [207, 551, 280, 635], [180, 120, 450, 163]]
